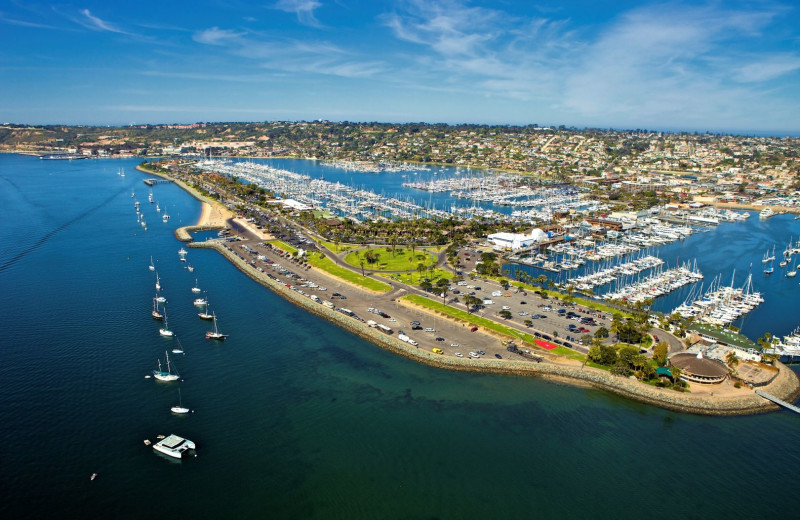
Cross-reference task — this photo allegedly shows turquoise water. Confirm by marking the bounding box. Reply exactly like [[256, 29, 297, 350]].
[[1, 154, 798, 519]]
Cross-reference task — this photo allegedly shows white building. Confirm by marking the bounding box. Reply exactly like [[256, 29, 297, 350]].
[[487, 229, 548, 251]]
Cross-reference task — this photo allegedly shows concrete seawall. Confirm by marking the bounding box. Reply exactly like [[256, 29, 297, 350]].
[[189, 240, 800, 416]]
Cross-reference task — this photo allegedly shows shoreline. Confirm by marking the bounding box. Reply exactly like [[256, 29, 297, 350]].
[[156, 164, 800, 416]]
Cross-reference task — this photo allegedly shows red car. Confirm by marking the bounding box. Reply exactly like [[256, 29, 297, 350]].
[[470, 326, 478, 332]]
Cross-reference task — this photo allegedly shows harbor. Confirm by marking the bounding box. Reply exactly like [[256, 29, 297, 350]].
[[2, 154, 800, 520]]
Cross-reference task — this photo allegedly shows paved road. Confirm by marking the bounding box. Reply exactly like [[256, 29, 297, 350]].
[[222, 218, 682, 361]]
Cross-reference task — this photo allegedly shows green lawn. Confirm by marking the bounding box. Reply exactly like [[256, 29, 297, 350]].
[[402, 294, 584, 359], [382, 269, 454, 286], [317, 239, 354, 254], [343, 247, 436, 271], [266, 240, 298, 254], [306, 252, 392, 292]]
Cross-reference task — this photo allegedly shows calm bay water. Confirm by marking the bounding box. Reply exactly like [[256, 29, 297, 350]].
[[0, 154, 798, 519]]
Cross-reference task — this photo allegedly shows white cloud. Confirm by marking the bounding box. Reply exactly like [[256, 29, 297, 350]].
[[192, 27, 244, 46], [274, 0, 323, 27], [735, 54, 800, 83], [78, 9, 127, 34]]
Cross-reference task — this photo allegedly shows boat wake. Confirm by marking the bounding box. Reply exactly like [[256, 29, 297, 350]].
[[0, 185, 128, 275]]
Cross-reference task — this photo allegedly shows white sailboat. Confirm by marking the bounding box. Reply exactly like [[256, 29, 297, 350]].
[[787, 262, 797, 278], [149, 256, 155, 271], [171, 388, 192, 414], [191, 279, 201, 294], [159, 310, 174, 337], [153, 351, 180, 381], [205, 312, 228, 340], [155, 272, 161, 292], [186, 264, 194, 272]]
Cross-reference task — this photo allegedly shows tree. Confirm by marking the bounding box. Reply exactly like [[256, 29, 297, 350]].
[[420, 280, 433, 293], [536, 274, 548, 290], [359, 258, 365, 277], [725, 350, 739, 369], [436, 278, 449, 303], [653, 341, 669, 366], [594, 326, 610, 339], [499, 309, 512, 319], [524, 319, 533, 327]]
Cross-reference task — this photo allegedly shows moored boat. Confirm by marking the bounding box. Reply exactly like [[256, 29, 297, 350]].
[[153, 351, 180, 381], [205, 312, 228, 340], [152, 434, 195, 459]]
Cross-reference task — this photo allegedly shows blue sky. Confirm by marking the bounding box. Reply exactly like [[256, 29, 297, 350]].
[[1, 0, 799, 134]]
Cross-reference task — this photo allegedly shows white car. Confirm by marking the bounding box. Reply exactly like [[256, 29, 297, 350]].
[[450, 343, 459, 347], [502, 305, 510, 310], [455, 352, 464, 357], [424, 327, 435, 332], [492, 291, 502, 297], [388, 318, 397, 322], [468, 352, 480, 358]]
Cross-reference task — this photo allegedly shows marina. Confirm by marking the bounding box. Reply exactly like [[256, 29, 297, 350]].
[[1, 154, 799, 519]]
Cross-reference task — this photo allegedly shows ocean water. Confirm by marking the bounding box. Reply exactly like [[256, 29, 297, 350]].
[[0, 154, 798, 519]]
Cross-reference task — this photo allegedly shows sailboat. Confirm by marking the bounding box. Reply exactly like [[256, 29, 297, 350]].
[[787, 262, 797, 278], [156, 202, 161, 213], [186, 264, 194, 272], [193, 292, 208, 307], [171, 388, 192, 414], [764, 258, 774, 275], [155, 272, 161, 292], [162, 211, 170, 223], [153, 351, 180, 381], [191, 279, 201, 294], [149, 256, 155, 271], [159, 310, 174, 337], [198, 296, 213, 320], [152, 297, 163, 320], [205, 312, 228, 340]]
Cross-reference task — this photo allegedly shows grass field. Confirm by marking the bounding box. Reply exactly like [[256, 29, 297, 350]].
[[266, 239, 298, 254], [317, 239, 354, 254], [383, 269, 454, 286], [343, 246, 436, 271], [306, 252, 392, 292], [402, 294, 584, 359]]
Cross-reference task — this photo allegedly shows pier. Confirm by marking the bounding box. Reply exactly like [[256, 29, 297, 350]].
[[143, 178, 174, 186], [756, 390, 800, 414]]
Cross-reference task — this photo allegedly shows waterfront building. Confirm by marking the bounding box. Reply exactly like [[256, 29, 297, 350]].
[[669, 352, 729, 384], [487, 229, 548, 251]]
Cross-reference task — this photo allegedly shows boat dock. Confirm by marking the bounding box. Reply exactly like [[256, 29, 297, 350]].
[[756, 390, 800, 414], [144, 178, 174, 186]]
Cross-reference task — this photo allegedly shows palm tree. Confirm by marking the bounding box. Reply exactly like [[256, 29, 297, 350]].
[[725, 350, 739, 369]]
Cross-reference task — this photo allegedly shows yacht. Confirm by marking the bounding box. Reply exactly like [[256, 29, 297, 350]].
[[152, 434, 196, 459], [760, 207, 775, 219]]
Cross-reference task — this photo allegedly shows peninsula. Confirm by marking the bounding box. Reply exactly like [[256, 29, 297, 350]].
[[138, 159, 800, 416]]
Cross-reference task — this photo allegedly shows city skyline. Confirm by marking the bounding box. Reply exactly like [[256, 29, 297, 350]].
[[1, 1, 799, 134]]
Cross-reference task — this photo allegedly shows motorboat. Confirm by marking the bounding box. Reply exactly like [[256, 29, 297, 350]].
[[152, 434, 196, 459]]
